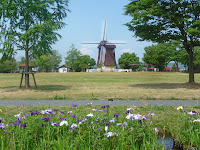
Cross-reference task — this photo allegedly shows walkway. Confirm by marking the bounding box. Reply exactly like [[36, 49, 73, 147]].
[[0, 100, 200, 106]]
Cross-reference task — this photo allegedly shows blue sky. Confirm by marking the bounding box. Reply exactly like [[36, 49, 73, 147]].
[[17, 0, 153, 64]]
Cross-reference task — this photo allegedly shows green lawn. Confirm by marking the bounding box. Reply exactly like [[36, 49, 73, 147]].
[[0, 72, 200, 100]]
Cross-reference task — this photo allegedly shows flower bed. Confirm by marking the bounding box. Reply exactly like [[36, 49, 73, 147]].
[[0, 104, 165, 149], [0, 104, 200, 149]]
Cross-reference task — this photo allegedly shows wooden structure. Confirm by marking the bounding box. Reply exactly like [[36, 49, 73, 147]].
[[18, 64, 37, 88], [97, 42, 117, 70], [19, 72, 37, 88]]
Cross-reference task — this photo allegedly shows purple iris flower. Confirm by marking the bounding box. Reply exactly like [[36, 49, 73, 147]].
[[98, 128, 103, 131], [11, 120, 20, 126], [72, 104, 78, 108], [106, 105, 110, 108], [30, 111, 40, 116], [20, 123, 27, 128], [108, 98, 113, 101], [17, 117, 22, 121], [123, 121, 127, 125], [41, 124, 45, 127], [53, 109, 60, 112], [60, 111, 65, 114], [55, 123, 60, 126], [124, 110, 130, 114], [70, 114, 78, 119], [60, 118, 67, 121], [26, 113, 31, 117], [0, 123, 5, 129], [106, 122, 110, 126], [116, 123, 122, 126], [41, 117, 50, 122], [101, 106, 106, 109], [142, 116, 149, 120], [104, 109, 108, 111], [188, 110, 199, 116], [148, 112, 155, 116], [3, 130, 13, 134], [114, 113, 120, 118]]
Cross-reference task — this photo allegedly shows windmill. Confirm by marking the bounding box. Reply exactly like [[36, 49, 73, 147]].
[[83, 21, 125, 70]]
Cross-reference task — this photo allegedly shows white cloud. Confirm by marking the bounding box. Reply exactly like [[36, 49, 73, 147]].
[[80, 48, 95, 56], [121, 48, 134, 53], [108, 40, 126, 44]]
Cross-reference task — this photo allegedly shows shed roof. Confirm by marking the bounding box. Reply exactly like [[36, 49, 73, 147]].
[[18, 64, 34, 67], [128, 64, 141, 66], [148, 67, 155, 70]]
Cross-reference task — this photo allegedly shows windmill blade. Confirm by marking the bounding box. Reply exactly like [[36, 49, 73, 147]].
[[82, 43, 100, 44], [102, 21, 107, 42], [100, 45, 106, 65], [105, 20, 107, 41], [105, 43, 126, 45]]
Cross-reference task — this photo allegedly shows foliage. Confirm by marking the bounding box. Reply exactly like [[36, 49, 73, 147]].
[[74, 55, 96, 72], [18, 50, 62, 72], [65, 44, 81, 71], [118, 52, 140, 70], [143, 43, 171, 71], [0, 0, 69, 87], [124, 0, 200, 82], [65, 44, 96, 72], [194, 47, 200, 72], [36, 50, 62, 72], [0, 58, 17, 73]]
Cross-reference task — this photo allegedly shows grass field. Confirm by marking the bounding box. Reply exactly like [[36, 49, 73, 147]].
[[0, 72, 200, 100]]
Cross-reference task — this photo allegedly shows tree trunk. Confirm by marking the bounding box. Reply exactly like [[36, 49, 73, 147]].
[[188, 50, 194, 83], [25, 41, 30, 88]]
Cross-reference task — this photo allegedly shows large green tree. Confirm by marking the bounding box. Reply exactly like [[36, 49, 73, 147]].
[[74, 55, 96, 72], [0, 58, 17, 73], [0, 0, 69, 88], [118, 52, 140, 70], [125, 0, 200, 83], [36, 50, 62, 72], [65, 44, 81, 71], [143, 43, 172, 71]]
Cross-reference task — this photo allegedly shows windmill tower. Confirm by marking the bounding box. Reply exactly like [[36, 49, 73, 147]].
[[83, 21, 125, 71]]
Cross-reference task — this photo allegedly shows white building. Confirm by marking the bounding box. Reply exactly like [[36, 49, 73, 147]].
[[58, 65, 68, 73]]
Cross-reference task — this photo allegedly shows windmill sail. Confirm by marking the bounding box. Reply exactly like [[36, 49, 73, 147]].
[[82, 21, 125, 70]]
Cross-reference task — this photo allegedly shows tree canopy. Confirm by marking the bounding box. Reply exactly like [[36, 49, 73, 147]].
[[143, 43, 171, 71], [125, 0, 200, 82], [0, 0, 69, 88], [118, 52, 140, 70], [65, 44, 96, 72], [65, 44, 81, 71]]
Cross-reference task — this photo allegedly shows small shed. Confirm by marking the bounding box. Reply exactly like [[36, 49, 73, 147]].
[[18, 64, 35, 72], [58, 65, 68, 73]]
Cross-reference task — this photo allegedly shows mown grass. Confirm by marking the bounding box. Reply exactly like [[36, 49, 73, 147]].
[[1, 105, 200, 149], [0, 72, 200, 100]]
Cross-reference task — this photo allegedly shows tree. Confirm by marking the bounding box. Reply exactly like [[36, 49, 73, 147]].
[[49, 50, 62, 72], [0, 58, 17, 73], [36, 50, 62, 72], [0, 0, 69, 88], [65, 44, 81, 71], [74, 55, 96, 72], [125, 0, 200, 83], [194, 47, 200, 72], [118, 52, 140, 70], [143, 43, 172, 71]]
